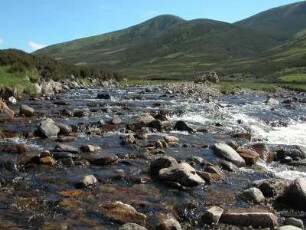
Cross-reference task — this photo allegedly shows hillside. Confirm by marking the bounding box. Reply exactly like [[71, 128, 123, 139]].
[[35, 2, 306, 80], [35, 15, 279, 79], [236, 1, 306, 41]]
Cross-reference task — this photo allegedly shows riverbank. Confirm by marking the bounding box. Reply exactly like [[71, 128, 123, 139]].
[[0, 83, 305, 229]]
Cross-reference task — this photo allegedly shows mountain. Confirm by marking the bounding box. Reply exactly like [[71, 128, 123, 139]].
[[35, 15, 279, 79], [236, 1, 306, 41], [35, 2, 306, 80]]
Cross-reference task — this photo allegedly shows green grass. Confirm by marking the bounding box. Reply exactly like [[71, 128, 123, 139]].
[[278, 74, 306, 82], [0, 66, 39, 94]]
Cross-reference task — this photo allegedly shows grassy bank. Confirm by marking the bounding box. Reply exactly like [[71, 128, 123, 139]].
[[0, 66, 39, 95], [219, 81, 306, 94]]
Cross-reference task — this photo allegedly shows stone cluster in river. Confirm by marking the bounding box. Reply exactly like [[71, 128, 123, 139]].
[[0, 82, 305, 229]]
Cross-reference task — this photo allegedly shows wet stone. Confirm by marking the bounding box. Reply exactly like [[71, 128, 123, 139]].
[[174, 120, 194, 133], [20, 104, 35, 117], [75, 174, 97, 188], [99, 201, 146, 225], [221, 209, 278, 228], [254, 178, 289, 198], [218, 160, 239, 172], [39, 156, 56, 166], [54, 143, 80, 154], [89, 155, 119, 166], [80, 144, 96, 153], [239, 187, 265, 204], [237, 148, 260, 165], [211, 143, 246, 167], [277, 177, 306, 210], [37, 118, 60, 138], [159, 162, 205, 187], [201, 206, 224, 225], [150, 156, 178, 177]]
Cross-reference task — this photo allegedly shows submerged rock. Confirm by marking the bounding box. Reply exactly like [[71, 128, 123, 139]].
[[211, 143, 246, 167]]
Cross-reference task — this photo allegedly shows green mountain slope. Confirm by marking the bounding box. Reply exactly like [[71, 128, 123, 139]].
[[35, 15, 279, 79], [236, 1, 306, 41]]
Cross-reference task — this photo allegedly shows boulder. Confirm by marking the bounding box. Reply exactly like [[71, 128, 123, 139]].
[[33, 83, 42, 94], [278, 177, 306, 210], [174, 121, 194, 133], [159, 162, 205, 187], [41, 81, 54, 95], [0, 101, 15, 121], [37, 118, 60, 138], [20, 104, 35, 117], [211, 143, 246, 167], [55, 123, 72, 135], [254, 178, 289, 197], [150, 156, 178, 177], [237, 148, 260, 165], [239, 187, 265, 204], [201, 206, 224, 225], [265, 96, 279, 106], [99, 201, 146, 225], [221, 209, 278, 228]]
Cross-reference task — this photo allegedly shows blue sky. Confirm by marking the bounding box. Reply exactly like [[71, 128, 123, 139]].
[[0, 0, 301, 52]]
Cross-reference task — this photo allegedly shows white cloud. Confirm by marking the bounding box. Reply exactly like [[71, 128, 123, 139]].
[[0, 38, 4, 45], [28, 41, 46, 51]]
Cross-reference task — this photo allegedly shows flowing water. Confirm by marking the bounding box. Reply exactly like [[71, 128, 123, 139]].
[[0, 85, 305, 229]]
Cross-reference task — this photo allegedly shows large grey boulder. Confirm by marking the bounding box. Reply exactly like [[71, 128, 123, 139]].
[[211, 143, 246, 167], [37, 118, 60, 138], [221, 209, 278, 228], [159, 162, 205, 187]]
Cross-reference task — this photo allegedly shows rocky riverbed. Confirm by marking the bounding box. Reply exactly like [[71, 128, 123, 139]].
[[0, 82, 305, 229]]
